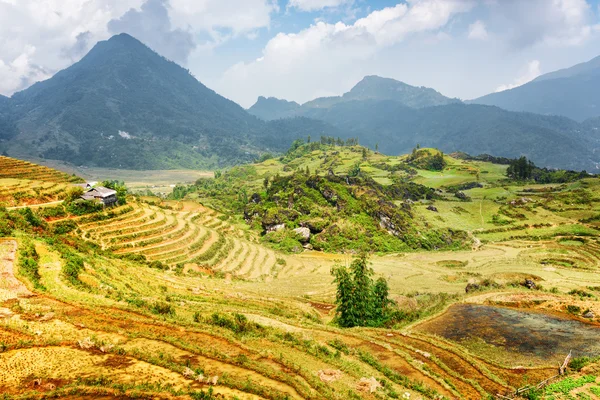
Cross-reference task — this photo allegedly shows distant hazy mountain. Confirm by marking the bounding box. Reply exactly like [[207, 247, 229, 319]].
[[471, 56, 600, 122], [248, 75, 460, 120], [248, 96, 300, 121], [250, 78, 600, 171], [338, 75, 460, 107], [0, 95, 16, 143], [4, 34, 333, 169], [305, 100, 599, 171]]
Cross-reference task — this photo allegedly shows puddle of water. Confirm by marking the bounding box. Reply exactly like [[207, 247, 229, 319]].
[[418, 304, 600, 363]]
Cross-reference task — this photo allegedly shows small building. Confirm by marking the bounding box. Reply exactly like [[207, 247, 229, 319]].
[[81, 186, 118, 207]]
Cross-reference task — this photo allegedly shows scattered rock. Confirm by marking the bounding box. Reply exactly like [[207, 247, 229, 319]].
[[318, 369, 342, 383], [415, 349, 431, 359], [455, 191, 469, 201], [99, 344, 114, 353], [583, 311, 595, 319], [39, 312, 55, 322], [77, 337, 95, 350], [182, 367, 196, 379], [293, 227, 311, 242], [465, 283, 480, 293], [523, 279, 537, 290], [426, 205, 438, 212], [356, 377, 381, 393], [250, 193, 261, 204], [266, 223, 285, 233], [303, 243, 313, 250], [0, 307, 13, 318]]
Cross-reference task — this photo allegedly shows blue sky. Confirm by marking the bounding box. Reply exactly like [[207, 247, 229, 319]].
[[1, 0, 600, 107]]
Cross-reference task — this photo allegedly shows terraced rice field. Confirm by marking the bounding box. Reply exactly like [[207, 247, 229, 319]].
[[77, 201, 285, 280], [1, 237, 565, 399], [0, 156, 81, 207]]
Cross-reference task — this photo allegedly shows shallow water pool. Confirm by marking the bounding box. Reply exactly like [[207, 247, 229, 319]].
[[418, 304, 600, 364]]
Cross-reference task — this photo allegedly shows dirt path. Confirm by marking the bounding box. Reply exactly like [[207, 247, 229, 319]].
[[0, 240, 32, 301], [6, 200, 64, 210]]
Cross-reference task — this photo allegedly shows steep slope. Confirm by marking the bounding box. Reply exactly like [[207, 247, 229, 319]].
[[5, 34, 332, 169], [472, 55, 600, 121], [248, 75, 459, 120], [0, 95, 17, 143]]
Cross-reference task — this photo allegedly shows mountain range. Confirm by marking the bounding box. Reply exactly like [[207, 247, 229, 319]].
[[0, 33, 599, 171], [471, 56, 600, 122], [248, 75, 600, 172], [0, 34, 334, 169]]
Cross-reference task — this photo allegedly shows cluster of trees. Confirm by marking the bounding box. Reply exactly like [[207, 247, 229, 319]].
[[331, 253, 395, 328], [507, 156, 590, 183], [506, 156, 535, 180], [102, 180, 128, 204], [408, 148, 446, 171], [314, 136, 359, 146]]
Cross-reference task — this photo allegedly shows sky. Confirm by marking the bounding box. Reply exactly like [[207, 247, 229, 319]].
[[1, 0, 600, 108]]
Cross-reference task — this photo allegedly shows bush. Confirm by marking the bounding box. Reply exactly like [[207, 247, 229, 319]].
[[206, 312, 263, 335], [53, 220, 77, 234], [151, 302, 175, 316], [18, 239, 44, 290], [569, 356, 593, 372]]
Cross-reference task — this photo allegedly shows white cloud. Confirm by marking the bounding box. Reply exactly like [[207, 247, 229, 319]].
[[467, 20, 487, 40], [169, 0, 278, 36], [0, 0, 278, 96], [488, 0, 597, 48], [287, 0, 353, 12], [218, 0, 475, 107], [495, 60, 541, 92]]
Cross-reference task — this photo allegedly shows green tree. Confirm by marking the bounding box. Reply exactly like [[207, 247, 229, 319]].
[[372, 277, 393, 325], [102, 180, 128, 204], [507, 156, 534, 180], [331, 253, 394, 328], [348, 162, 361, 177]]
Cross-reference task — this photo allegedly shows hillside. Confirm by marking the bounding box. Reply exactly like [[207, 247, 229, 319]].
[[472, 55, 600, 121], [2, 153, 600, 399], [2, 34, 334, 169], [171, 140, 600, 255]]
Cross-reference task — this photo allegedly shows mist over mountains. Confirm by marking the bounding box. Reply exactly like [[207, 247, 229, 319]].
[[0, 33, 599, 172]]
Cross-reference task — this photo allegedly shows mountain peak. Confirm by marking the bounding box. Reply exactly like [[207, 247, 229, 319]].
[[344, 75, 459, 108], [108, 32, 137, 42], [248, 96, 301, 120]]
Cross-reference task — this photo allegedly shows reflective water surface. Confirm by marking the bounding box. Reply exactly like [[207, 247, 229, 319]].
[[418, 304, 600, 362]]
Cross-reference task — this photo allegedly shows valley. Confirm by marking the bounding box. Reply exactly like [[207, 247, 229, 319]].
[[2, 24, 600, 400], [2, 142, 600, 399]]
